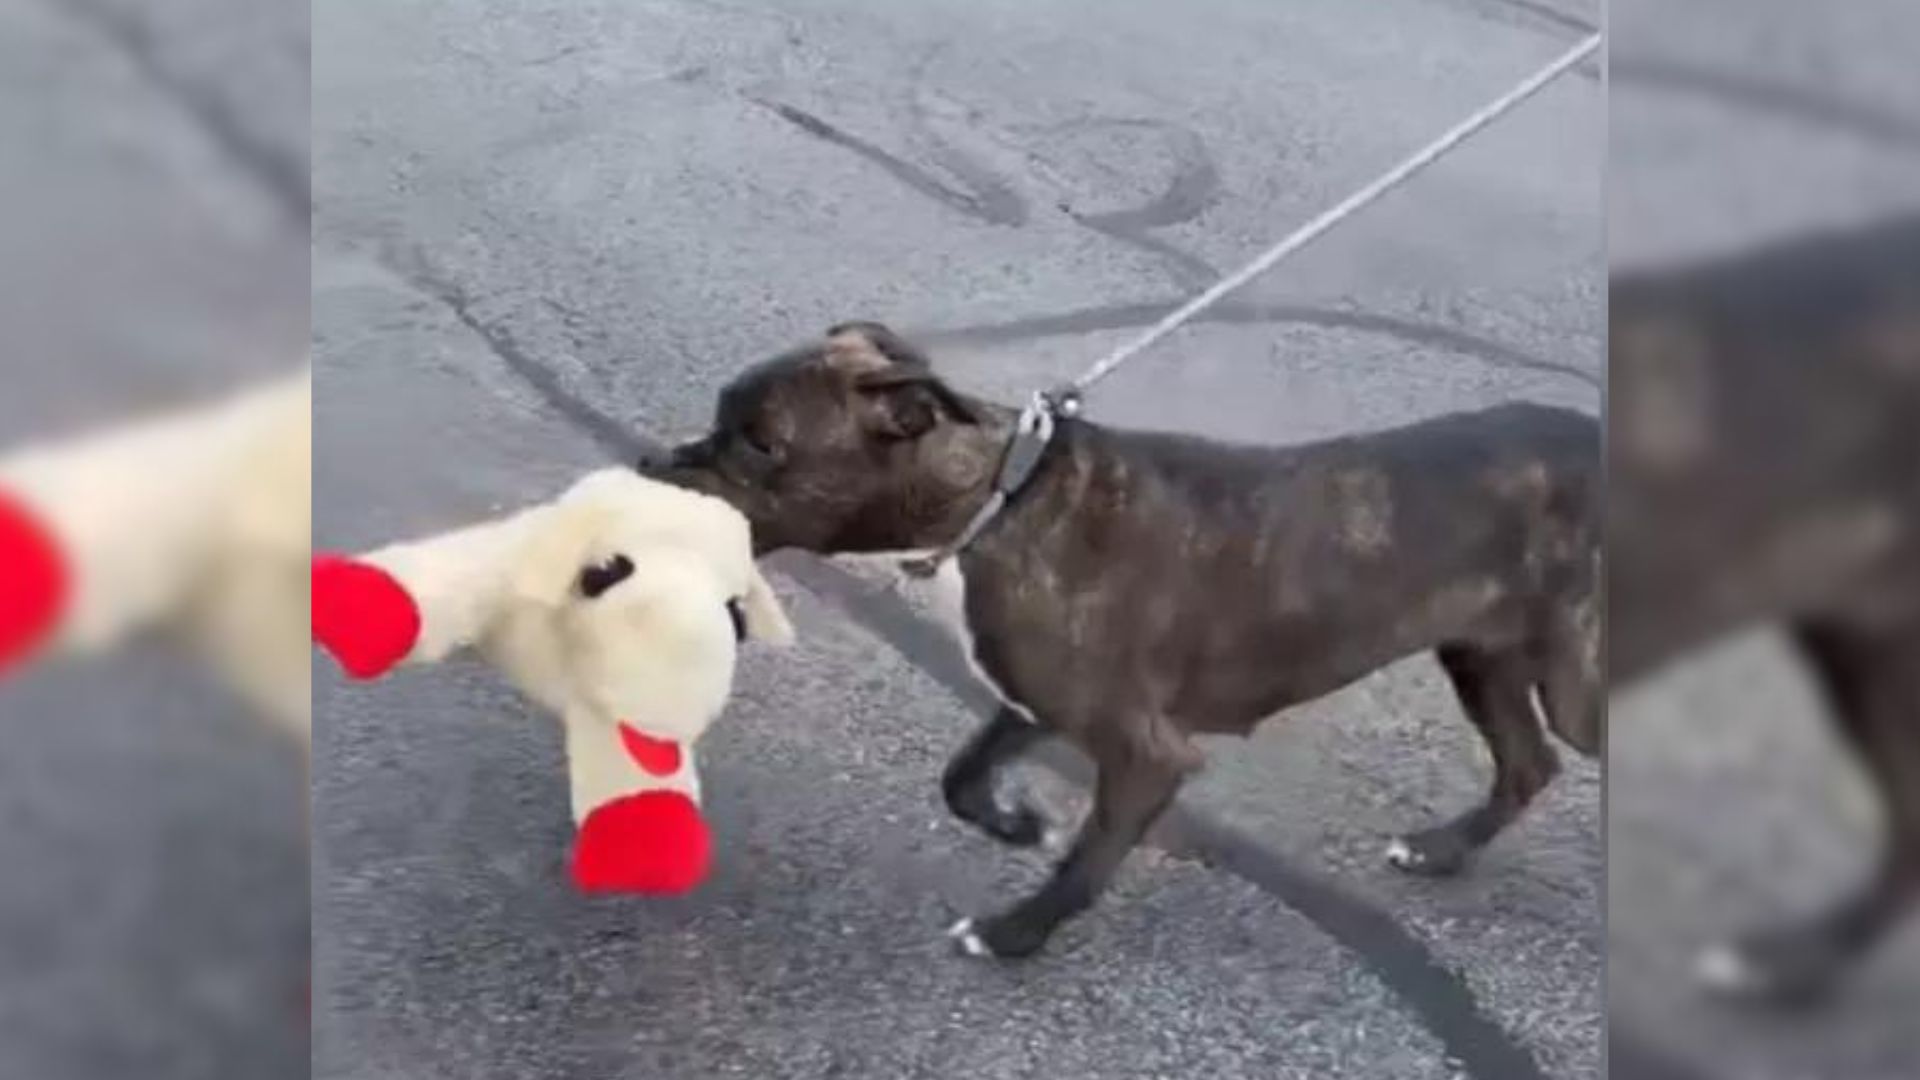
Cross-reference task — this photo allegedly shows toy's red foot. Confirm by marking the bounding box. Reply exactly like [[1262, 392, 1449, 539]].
[[311, 554, 420, 679], [0, 489, 68, 676], [571, 790, 711, 895]]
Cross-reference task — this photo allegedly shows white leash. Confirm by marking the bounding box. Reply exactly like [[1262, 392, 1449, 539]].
[[1063, 32, 1602, 402], [902, 31, 1603, 578]]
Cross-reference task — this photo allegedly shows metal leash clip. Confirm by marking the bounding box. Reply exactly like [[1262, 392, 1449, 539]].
[[900, 390, 1063, 579]]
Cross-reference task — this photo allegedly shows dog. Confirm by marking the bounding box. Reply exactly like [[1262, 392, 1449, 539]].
[[645, 321, 1600, 958], [1610, 216, 1920, 1002]]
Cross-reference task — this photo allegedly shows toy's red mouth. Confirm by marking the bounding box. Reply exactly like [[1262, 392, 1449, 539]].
[[617, 722, 683, 777]]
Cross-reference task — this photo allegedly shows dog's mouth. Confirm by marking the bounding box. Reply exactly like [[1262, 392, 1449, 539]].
[[726, 597, 746, 643]]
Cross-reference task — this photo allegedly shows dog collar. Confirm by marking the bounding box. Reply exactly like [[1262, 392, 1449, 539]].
[[901, 387, 1079, 579]]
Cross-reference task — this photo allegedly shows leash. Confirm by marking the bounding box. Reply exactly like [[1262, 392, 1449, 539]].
[[901, 31, 1602, 579]]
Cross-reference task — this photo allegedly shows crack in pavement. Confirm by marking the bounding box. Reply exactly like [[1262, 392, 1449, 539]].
[[1490, 0, 1598, 36], [375, 255, 1562, 1080], [749, 90, 1601, 349], [387, 250, 654, 464], [1057, 119, 1226, 289], [57, 0, 311, 226], [752, 98, 1028, 227], [918, 300, 1601, 391], [1614, 54, 1920, 153]]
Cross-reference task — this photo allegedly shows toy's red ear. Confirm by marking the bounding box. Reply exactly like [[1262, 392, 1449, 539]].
[[311, 554, 421, 679], [0, 489, 68, 676]]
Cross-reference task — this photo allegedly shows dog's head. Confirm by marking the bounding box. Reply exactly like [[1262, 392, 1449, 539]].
[[503, 469, 793, 737], [645, 322, 991, 555]]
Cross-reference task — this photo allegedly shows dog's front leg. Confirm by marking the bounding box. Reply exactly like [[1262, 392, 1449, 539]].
[[950, 730, 1187, 959], [942, 707, 1051, 846]]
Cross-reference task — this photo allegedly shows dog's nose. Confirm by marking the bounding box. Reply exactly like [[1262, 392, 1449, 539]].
[[635, 446, 672, 476]]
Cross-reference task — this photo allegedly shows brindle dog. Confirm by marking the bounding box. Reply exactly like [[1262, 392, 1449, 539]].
[[1612, 216, 1920, 1003], [647, 322, 1601, 959]]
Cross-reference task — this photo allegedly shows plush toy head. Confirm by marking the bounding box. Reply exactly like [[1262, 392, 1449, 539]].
[[499, 468, 794, 742], [312, 468, 796, 896]]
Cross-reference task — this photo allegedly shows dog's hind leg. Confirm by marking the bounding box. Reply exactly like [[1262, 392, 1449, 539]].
[[1696, 617, 1920, 1003], [950, 719, 1192, 959], [1388, 643, 1560, 877], [942, 707, 1052, 846]]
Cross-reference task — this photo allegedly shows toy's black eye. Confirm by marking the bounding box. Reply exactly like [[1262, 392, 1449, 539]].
[[578, 554, 634, 599], [726, 597, 746, 642]]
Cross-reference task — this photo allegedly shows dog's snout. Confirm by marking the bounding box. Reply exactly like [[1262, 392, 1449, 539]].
[[636, 438, 711, 478], [672, 440, 706, 468], [635, 446, 672, 477]]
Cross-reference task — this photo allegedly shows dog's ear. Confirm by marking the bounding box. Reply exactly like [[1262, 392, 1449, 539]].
[[824, 322, 977, 440], [825, 321, 928, 366], [822, 321, 937, 376], [853, 367, 981, 440]]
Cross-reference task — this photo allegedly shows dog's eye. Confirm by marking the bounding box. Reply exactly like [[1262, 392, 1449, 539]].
[[737, 424, 777, 459], [578, 554, 635, 599]]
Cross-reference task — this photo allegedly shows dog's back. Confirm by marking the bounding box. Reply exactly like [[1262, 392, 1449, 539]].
[[966, 402, 1600, 741], [1609, 218, 1920, 679]]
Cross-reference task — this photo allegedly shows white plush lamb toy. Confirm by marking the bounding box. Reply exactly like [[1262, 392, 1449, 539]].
[[0, 368, 313, 739], [311, 468, 793, 895]]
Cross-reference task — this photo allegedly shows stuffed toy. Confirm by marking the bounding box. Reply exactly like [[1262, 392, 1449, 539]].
[[311, 467, 793, 894], [0, 368, 313, 740]]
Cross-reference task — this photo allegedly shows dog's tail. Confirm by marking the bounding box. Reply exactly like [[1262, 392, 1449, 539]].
[[1537, 547, 1602, 756]]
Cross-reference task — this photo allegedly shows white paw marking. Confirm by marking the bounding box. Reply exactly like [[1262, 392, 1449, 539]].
[[1695, 943, 1762, 992], [1385, 837, 1417, 868], [947, 917, 988, 957]]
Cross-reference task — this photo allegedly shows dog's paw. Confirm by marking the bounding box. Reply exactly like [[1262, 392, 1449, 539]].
[[982, 798, 1048, 848], [1695, 929, 1849, 1007], [1040, 821, 1072, 855], [1385, 830, 1470, 877], [947, 917, 991, 957], [945, 913, 1049, 959], [948, 787, 1050, 848]]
